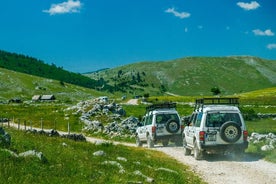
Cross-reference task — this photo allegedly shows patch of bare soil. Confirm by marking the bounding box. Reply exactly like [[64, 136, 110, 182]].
[[154, 146, 276, 184]]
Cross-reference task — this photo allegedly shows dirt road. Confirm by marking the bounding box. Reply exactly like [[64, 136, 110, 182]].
[[153, 145, 276, 184]]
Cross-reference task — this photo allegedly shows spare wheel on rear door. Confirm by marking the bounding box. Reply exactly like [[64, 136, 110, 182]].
[[166, 119, 180, 133], [220, 121, 242, 143]]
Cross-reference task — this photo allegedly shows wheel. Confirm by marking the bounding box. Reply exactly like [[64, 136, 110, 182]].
[[147, 136, 154, 148], [220, 121, 242, 143], [183, 137, 191, 156], [166, 119, 180, 133], [175, 138, 183, 146], [136, 136, 142, 147], [193, 141, 203, 160], [162, 140, 169, 147]]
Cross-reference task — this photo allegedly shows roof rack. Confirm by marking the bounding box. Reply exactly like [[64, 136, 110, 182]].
[[194, 97, 239, 111], [146, 102, 176, 112]]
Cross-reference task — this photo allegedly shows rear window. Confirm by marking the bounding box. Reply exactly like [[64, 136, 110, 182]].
[[156, 113, 179, 124], [206, 112, 241, 127]]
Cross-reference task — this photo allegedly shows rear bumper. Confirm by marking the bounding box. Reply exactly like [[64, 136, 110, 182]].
[[153, 134, 182, 142], [200, 141, 248, 152]]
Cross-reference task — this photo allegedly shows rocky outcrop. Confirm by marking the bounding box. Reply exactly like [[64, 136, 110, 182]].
[[249, 132, 276, 151], [66, 97, 140, 138]]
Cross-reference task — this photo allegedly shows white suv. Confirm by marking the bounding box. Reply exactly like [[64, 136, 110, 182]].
[[136, 103, 183, 148], [183, 98, 248, 160]]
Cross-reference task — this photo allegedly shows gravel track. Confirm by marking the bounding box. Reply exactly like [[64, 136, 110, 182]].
[[153, 145, 276, 184]]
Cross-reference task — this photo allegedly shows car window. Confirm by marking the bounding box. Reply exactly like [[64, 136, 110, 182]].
[[206, 112, 241, 127], [191, 113, 198, 126], [156, 114, 165, 124], [195, 112, 202, 127], [146, 114, 153, 125]]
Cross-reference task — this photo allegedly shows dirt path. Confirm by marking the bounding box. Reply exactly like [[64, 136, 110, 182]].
[[126, 99, 138, 105], [153, 145, 276, 184]]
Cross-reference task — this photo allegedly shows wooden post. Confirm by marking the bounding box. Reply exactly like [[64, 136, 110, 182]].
[[54, 118, 56, 130], [41, 118, 43, 130]]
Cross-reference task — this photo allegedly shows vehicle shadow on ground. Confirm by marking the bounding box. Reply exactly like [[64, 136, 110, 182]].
[[203, 153, 264, 162]]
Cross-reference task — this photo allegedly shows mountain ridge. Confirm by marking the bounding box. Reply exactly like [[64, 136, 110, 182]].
[[86, 56, 276, 96]]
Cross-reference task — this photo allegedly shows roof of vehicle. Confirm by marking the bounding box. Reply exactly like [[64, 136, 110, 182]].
[[194, 97, 240, 112], [146, 102, 177, 112], [151, 108, 179, 114], [198, 105, 241, 113]]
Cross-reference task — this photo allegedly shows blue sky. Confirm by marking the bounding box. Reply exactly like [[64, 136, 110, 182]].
[[0, 0, 275, 73]]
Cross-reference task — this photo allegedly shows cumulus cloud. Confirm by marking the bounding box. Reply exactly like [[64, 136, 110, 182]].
[[43, 0, 82, 15], [165, 8, 191, 19], [253, 29, 274, 36], [237, 1, 260, 10], [267, 44, 276, 50]]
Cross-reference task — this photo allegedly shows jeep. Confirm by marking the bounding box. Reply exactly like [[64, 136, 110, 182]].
[[136, 102, 183, 148], [182, 98, 248, 160]]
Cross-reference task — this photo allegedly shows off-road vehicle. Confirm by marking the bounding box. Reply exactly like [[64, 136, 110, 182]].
[[182, 98, 248, 160], [136, 102, 183, 148]]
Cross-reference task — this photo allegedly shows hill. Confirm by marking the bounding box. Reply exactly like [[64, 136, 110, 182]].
[[0, 67, 105, 103], [86, 56, 276, 96], [0, 50, 112, 92]]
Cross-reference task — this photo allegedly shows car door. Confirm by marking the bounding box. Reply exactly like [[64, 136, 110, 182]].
[[137, 116, 147, 141], [186, 113, 198, 147]]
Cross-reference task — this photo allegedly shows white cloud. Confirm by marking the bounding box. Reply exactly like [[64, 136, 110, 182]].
[[197, 25, 203, 30], [43, 0, 82, 15], [237, 1, 260, 10], [253, 29, 274, 36], [267, 44, 276, 50], [165, 8, 191, 19]]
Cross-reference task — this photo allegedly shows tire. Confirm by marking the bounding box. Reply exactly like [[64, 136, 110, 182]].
[[220, 121, 242, 143], [166, 119, 180, 133], [162, 140, 169, 147], [183, 137, 191, 156], [136, 136, 142, 147], [147, 136, 154, 148], [193, 141, 203, 160]]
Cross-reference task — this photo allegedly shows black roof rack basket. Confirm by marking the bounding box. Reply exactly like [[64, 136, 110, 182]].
[[194, 97, 239, 111], [146, 102, 176, 112]]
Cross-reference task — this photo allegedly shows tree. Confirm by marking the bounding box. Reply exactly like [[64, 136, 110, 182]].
[[211, 87, 221, 95]]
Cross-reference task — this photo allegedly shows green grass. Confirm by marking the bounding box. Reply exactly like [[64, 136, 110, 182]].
[[0, 127, 205, 184], [0, 104, 82, 132], [246, 118, 276, 135], [245, 118, 276, 163]]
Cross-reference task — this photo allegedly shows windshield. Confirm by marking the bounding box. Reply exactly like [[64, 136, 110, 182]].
[[206, 112, 241, 127]]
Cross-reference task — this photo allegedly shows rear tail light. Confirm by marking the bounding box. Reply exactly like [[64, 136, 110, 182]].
[[199, 131, 205, 141], [243, 130, 248, 141], [152, 126, 156, 133]]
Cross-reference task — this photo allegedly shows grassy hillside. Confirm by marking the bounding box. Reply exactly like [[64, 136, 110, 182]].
[[86, 56, 276, 96], [0, 50, 112, 92], [0, 67, 106, 103], [1, 127, 204, 184]]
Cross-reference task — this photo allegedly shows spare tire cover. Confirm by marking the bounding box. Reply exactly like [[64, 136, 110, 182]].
[[220, 121, 242, 143], [166, 119, 180, 133]]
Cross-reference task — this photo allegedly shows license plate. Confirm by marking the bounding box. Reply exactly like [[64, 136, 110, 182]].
[[207, 134, 216, 141]]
